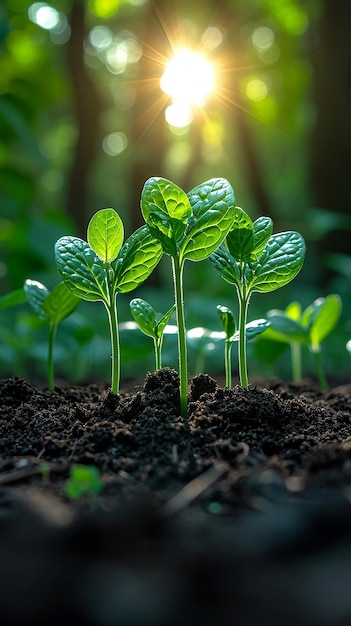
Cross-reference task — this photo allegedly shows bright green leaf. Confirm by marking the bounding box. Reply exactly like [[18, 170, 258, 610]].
[[87, 208, 124, 262], [181, 178, 235, 262], [155, 304, 176, 338], [251, 216, 273, 260], [114, 226, 162, 293], [304, 295, 342, 346]]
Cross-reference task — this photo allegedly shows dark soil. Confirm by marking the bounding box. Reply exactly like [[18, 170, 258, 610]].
[[2, 368, 351, 626]]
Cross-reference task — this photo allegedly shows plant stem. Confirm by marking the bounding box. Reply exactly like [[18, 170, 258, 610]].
[[311, 346, 328, 390], [105, 292, 120, 395], [172, 256, 187, 418], [224, 339, 232, 388], [290, 341, 302, 381], [154, 337, 162, 370], [47, 322, 57, 390], [238, 289, 250, 389]]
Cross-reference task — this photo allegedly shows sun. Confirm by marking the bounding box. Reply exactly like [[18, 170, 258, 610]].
[[160, 49, 214, 105]]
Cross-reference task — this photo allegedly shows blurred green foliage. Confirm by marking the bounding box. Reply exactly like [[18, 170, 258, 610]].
[[1, 0, 351, 384]]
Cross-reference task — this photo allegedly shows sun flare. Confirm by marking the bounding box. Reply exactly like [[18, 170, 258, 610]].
[[160, 49, 214, 105]]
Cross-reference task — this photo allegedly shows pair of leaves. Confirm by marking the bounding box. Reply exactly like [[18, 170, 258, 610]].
[[265, 295, 342, 348], [55, 209, 163, 304], [141, 177, 236, 264], [211, 206, 306, 295], [217, 305, 270, 342], [130, 298, 175, 341], [24, 280, 80, 326]]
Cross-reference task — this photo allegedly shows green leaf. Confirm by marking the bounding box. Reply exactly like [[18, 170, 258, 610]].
[[0, 288, 26, 311], [55, 237, 108, 303], [210, 243, 241, 286], [265, 310, 308, 343], [155, 304, 176, 338], [24, 279, 49, 318], [130, 298, 157, 338], [225, 207, 253, 262], [232, 318, 271, 342], [141, 178, 191, 255], [114, 226, 163, 293], [285, 301, 302, 320], [42, 282, 80, 326], [249, 231, 306, 293], [303, 295, 342, 346], [181, 178, 235, 262], [87, 208, 124, 262], [217, 305, 236, 339], [251, 216, 273, 260]]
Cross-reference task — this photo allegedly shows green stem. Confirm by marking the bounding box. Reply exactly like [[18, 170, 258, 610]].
[[154, 337, 162, 370], [312, 345, 328, 390], [47, 322, 57, 390], [172, 256, 187, 418], [290, 341, 302, 381], [105, 291, 120, 395], [224, 339, 233, 388], [238, 290, 250, 389]]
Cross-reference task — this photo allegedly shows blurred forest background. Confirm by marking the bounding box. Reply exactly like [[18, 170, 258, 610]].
[[1, 0, 351, 383]]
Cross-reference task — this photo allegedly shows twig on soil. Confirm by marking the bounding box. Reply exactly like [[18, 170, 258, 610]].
[[164, 461, 229, 516]]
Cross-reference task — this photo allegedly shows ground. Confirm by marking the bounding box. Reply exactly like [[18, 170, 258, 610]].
[[1, 368, 351, 625]]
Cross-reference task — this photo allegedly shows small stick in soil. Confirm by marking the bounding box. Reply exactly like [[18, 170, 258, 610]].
[[164, 461, 229, 517]]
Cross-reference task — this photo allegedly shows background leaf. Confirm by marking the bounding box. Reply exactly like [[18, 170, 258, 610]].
[[87, 208, 124, 262], [55, 237, 108, 303], [303, 295, 342, 346], [24, 280, 49, 318], [42, 282, 80, 326], [0, 288, 26, 311]]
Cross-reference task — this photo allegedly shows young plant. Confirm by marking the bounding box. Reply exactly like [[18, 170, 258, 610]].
[[210, 207, 305, 388], [24, 280, 80, 389], [265, 295, 342, 389], [129, 298, 175, 370], [64, 464, 103, 505], [141, 177, 236, 417], [217, 304, 270, 388], [55, 208, 162, 395]]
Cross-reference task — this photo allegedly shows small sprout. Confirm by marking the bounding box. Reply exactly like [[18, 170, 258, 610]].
[[141, 177, 236, 417], [265, 294, 342, 389], [217, 305, 270, 387], [211, 207, 305, 388], [64, 465, 103, 500], [24, 280, 80, 389], [130, 298, 175, 370], [55, 208, 163, 394]]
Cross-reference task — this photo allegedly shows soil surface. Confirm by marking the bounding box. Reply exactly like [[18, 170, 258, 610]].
[[2, 369, 351, 625]]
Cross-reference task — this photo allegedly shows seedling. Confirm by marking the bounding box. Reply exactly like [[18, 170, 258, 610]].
[[217, 305, 270, 388], [55, 208, 162, 395], [265, 295, 342, 389], [64, 464, 103, 503], [141, 177, 235, 417], [211, 207, 305, 388], [130, 298, 175, 370], [24, 280, 80, 389]]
